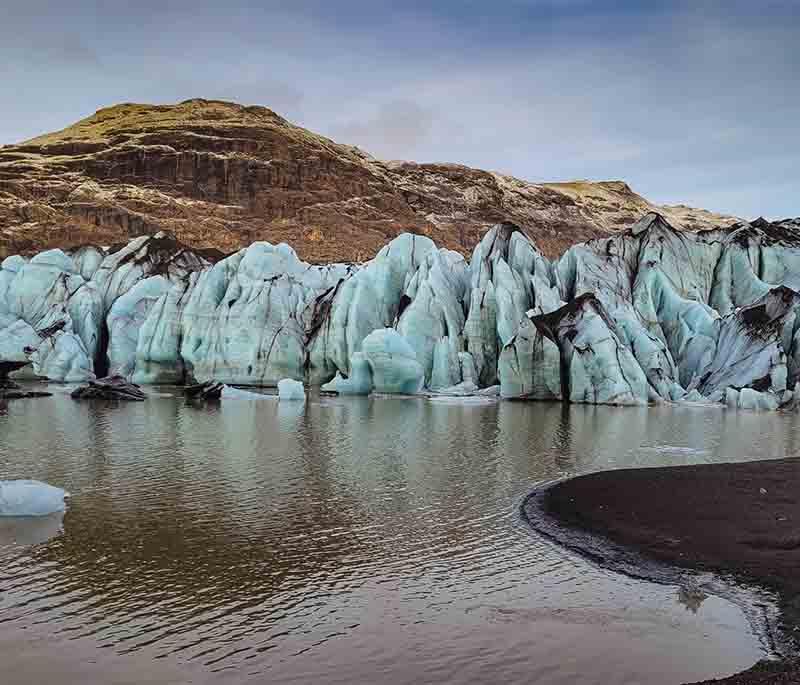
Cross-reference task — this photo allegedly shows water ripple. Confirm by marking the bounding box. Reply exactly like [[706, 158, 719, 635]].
[[0, 395, 783, 682]]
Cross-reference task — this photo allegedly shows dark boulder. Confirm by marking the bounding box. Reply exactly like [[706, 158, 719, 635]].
[[71, 375, 146, 401], [184, 380, 224, 400]]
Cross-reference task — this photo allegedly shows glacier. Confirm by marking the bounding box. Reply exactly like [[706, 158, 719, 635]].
[[2, 214, 800, 408]]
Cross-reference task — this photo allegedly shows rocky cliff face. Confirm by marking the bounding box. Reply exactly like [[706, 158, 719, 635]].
[[0, 99, 737, 262]]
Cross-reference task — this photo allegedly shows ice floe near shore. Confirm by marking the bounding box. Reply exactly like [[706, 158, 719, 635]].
[[0, 480, 69, 517], [3, 214, 800, 408]]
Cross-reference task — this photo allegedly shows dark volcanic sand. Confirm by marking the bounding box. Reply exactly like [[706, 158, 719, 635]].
[[536, 457, 800, 685]]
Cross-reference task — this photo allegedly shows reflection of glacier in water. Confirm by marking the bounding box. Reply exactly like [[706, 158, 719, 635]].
[[2, 394, 796, 684]]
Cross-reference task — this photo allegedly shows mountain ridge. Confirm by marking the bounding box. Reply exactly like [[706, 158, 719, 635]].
[[0, 98, 739, 261]]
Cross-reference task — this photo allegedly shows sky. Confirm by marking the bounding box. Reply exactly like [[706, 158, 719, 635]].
[[1, 0, 798, 219]]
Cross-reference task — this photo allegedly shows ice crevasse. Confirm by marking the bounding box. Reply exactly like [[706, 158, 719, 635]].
[[3, 215, 800, 409]]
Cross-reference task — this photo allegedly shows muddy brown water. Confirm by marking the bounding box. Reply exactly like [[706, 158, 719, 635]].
[[3, 389, 795, 684]]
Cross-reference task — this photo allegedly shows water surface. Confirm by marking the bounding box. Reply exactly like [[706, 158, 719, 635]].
[[2, 391, 795, 684]]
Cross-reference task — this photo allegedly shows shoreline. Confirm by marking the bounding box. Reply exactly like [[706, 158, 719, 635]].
[[521, 458, 800, 684]]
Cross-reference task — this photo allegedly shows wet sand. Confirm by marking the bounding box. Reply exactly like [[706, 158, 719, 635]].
[[525, 459, 800, 685], [528, 457, 800, 684], [0, 626, 209, 685]]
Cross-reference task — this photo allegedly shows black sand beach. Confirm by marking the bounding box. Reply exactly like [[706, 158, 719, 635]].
[[527, 457, 800, 684]]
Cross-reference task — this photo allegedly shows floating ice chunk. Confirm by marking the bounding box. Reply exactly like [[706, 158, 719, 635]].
[[430, 381, 480, 396], [361, 329, 424, 395], [427, 395, 498, 405], [0, 480, 69, 517], [278, 378, 306, 402], [427, 381, 500, 399], [220, 385, 274, 400]]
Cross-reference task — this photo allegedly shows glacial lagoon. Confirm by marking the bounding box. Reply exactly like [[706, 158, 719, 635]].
[[2, 391, 795, 684]]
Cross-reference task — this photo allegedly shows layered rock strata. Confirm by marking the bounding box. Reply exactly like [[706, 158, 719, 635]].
[[0, 99, 738, 263]]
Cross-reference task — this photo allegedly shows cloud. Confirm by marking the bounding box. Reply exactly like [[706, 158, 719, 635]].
[[47, 37, 102, 68], [330, 101, 436, 158]]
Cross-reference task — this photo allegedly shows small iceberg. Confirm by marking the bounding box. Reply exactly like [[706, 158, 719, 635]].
[[0, 480, 69, 517], [427, 394, 499, 405], [278, 378, 306, 402], [429, 381, 480, 396], [426, 382, 501, 403], [220, 385, 274, 400]]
